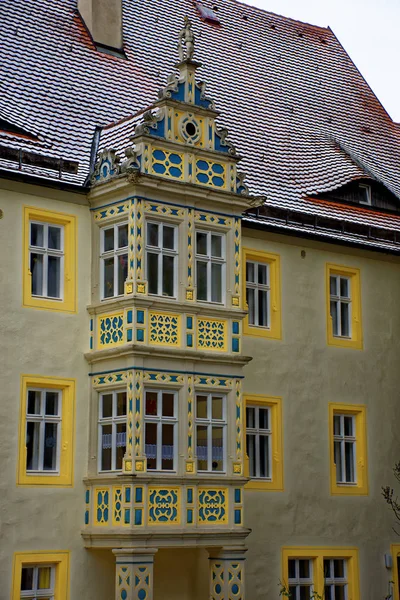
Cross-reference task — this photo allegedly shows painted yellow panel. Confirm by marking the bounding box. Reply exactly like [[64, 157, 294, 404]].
[[97, 312, 124, 348], [148, 487, 181, 525], [149, 311, 180, 346], [196, 317, 227, 352]]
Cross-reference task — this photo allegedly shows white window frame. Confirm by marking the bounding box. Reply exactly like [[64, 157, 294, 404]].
[[288, 559, 314, 600], [359, 183, 372, 206], [330, 275, 351, 338], [324, 558, 348, 599], [100, 222, 128, 299], [333, 414, 356, 485], [144, 389, 178, 472], [20, 564, 56, 599], [195, 230, 226, 304], [246, 405, 272, 480], [26, 388, 62, 474], [98, 390, 127, 472], [29, 221, 64, 300], [245, 260, 270, 328], [145, 221, 178, 298], [195, 393, 227, 473]]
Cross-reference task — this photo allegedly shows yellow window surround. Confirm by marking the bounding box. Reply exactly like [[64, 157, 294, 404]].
[[17, 375, 75, 487], [329, 403, 368, 496], [281, 547, 360, 599], [12, 551, 69, 600], [391, 545, 400, 600], [326, 263, 362, 350], [244, 395, 283, 491], [23, 206, 77, 313], [242, 248, 281, 340]]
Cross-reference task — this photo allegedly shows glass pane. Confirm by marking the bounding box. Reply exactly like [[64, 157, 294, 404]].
[[289, 587, 297, 598], [211, 234, 222, 258], [333, 415, 341, 436], [196, 260, 207, 300], [259, 408, 269, 430], [344, 416, 353, 436], [45, 392, 58, 416], [324, 559, 331, 578], [116, 423, 126, 470], [21, 567, 35, 590], [145, 391, 158, 416], [100, 424, 112, 470], [163, 226, 175, 250], [334, 441, 342, 482], [147, 222, 159, 247], [101, 394, 113, 418], [116, 392, 127, 416], [258, 263, 268, 285], [259, 434, 270, 478], [333, 559, 345, 578], [161, 423, 174, 470], [340, 303, 350, 337], [330, 300, 338, 336], [300, 587, 311, 600], [103, 227, 114, 252], [48, 226, 61, 250], [31, 222, 44, 247], [246, 262, 255, 283], [27, 390, 41, 415], [145, 422, 157, 470], [26, 421, 40, 471], [340, 277, 349, 298], [246, 407, 255, 429], [117, 254, 128, 296], [196, 425, 208, 471], [196, 395, 208, 419], [103, 257, 114, 298], [258, 289, 268, 327], [211, 263, 222, 303], [345, 442, 355, 482], [38, 566, 52, 589], [288, 559, 296, 579], [196, 231, 207, 255], [118, 224, 128, 248], [325, 586, 333, 600], [43, 423, 58, 470], [334, 586, 346, 600], [246, 288, 255, 325], [162, 255, 174, 296], [147, 252, 158, 295], [212, 396, 223, 420], [31, 253, 43, 296], [162, 393, 174, 417], [330, 275, 338, 296], [299, 559, 310, 579], [47, 255, 61, 298], [211, 426, 224, 471], [246, 434, 256, 477]]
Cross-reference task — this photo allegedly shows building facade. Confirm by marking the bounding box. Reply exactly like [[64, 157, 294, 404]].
[[1, 1, 400, 599]]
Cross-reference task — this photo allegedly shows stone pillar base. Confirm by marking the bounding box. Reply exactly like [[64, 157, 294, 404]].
[[208, 546, 247, 600], [113, 548, 158, 600]]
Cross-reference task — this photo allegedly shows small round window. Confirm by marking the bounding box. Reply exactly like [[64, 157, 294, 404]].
[[180, 116, 201, 143]]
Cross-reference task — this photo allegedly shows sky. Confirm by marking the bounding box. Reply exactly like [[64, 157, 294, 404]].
[[243, 0, 400, 122]]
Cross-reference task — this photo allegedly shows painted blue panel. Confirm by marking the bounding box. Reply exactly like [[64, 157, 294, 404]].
[[187, 334, 193, 347], [187, 316, 193, 330], [85, 510, 89, 525], [187, 489, 193, 504], [169, 167, 182, 178], [153, 162, 166, 174], [125, 488, 131, 503], [150, 117, 165, 138], [197, 173, 209, 184], [90, 319, 93, 332], [234, 489, 241, 503], [135, 509, 142, 526], [127, 311, 133, 324], [232, 338, 239, 353], [215, 132, 230, 153], [85, 490, 90, 504], [137, 311, 145, 324], [171, 82, 185, 102], [169, 153, 182, 165], [194, 85, 212, 108], [212, 163, 224, 174], [124, 509, 131, 524], [135, 487, 143, 503], [153, 149, 166, 161], [197, 160, 209, 171], [187, 509, 193, 524], [127, 329, 133, 342], [90, 338, 93, 350], [234, 509, 241, 524], [212, 176, 224, 187], [232, 321, 239, 335], [137, 329, 144, 342]]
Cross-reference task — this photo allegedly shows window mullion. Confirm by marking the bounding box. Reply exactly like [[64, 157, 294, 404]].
[[158, 250, 163, 296], [255, 432, 260, 478]]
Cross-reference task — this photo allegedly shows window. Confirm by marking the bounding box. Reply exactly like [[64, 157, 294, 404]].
[[326, 264, 362, 349], [329, 404, 368, 495], [359, 183, 372, 206], [195, 230, 225, 303], [100, 222, 128, 299], [391, 545, 400, 600], [288, 559, 313, 600], [12, 552, 69, 600], [282, 548, 359, 600], [146, 221, 177, 297], [18, 376, 75, 487], [23, 207, 76, 312], [144, 389, 177, 471], [243, 248, 281, 339], [195, 393, 226, 472], [245, 395, 283, 491], [98, 390, 127, 472]]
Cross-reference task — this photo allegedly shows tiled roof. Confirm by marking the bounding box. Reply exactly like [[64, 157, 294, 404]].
[[1, 0, 400, 232]]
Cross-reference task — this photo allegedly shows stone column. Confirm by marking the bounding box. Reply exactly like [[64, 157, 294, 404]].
[[113, 548, 158, 600], [208, 546, 247, 599]]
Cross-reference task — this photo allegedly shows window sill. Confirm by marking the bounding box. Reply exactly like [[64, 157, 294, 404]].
[[330, 483, 368, 496], [245, 479, 283, 492], [243, 322, 281, 340], [327, 334, 363, 350], [17, 473, 73, 487]]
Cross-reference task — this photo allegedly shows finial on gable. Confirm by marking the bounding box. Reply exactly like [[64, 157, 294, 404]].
[[178, 17, 195, 62]]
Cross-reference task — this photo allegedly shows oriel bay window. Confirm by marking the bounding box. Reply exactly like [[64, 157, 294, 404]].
[[195, 393, 226, 472], [326, 264, 362, 349], [146, 221, 177, 297], [98, 390, 127, 471], [29, 221, 64, 300], [26, 389, 61, 473], [196, 230, 225, 303], [100, 222, 128, 299], [144, 389, 177, 471]]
